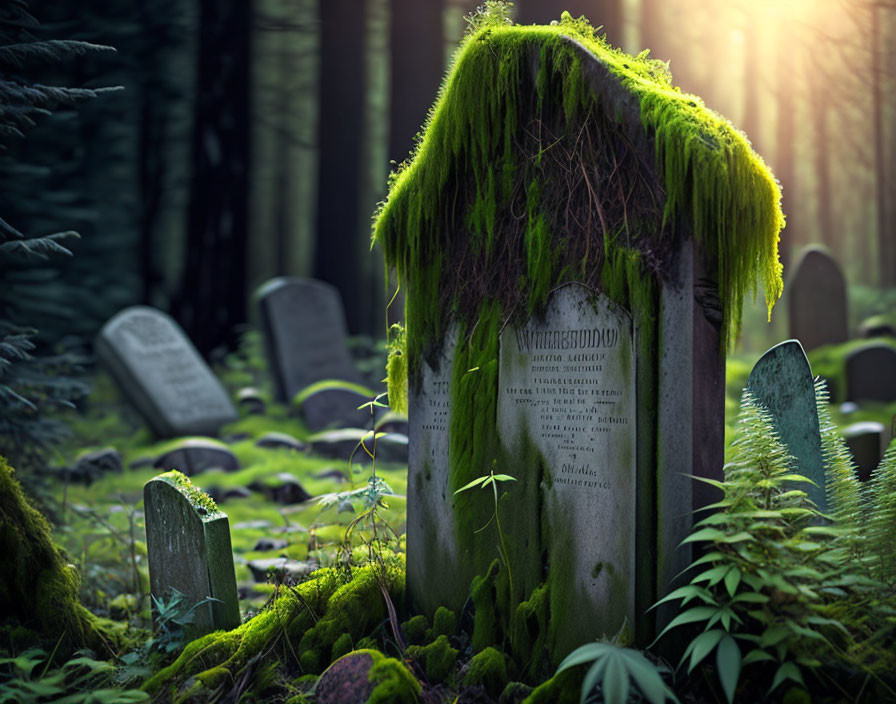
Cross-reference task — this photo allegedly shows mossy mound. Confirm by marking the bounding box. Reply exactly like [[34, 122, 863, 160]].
[[142, 556, 405, 699], [464, 646, 508, 698], [0, 455, 124, 658]]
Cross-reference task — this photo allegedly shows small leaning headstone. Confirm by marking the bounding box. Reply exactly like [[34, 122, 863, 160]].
[[746, 339, 826, 512], [842, 421, 887, 482], [144, 471, 241, 636], [787, 246, 848, 353], [97, 306, 238, 437]]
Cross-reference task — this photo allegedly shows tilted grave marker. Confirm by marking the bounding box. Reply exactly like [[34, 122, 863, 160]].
[[257, 277, 371, 430], [787, 246, 848, 353], [378, 19, 783, 656], [144, 471, 240, 636], [845, 343, 896, 403], [746, 340, 826, 512], [97, 306, 237, 437]]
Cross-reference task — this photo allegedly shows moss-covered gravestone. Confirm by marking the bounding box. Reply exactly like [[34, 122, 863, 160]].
[[97, 306, 237, 437], [376, 14, 783, 659], [144, 471, 240, 636]]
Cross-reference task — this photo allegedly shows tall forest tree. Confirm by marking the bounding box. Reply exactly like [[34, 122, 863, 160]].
[[314, 0, 368, 333], [176, 0, 252, 356]]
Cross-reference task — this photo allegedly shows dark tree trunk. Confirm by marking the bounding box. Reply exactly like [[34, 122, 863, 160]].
[[774, 34, 796, 273], [178, 0, 252, 356], [389, 0, 443, 167], [314, 0, 366, 333], [517, 0, 623, 47]]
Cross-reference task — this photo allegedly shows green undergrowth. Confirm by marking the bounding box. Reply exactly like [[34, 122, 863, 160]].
[[143, 556, 405, 699], [808, 338, 896, 404]]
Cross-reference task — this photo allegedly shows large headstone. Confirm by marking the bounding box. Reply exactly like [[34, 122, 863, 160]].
[[257, 277, 364, 404], [787, 246, 848, 352], [746, 340, 826, 512], [97, 307, 238, 437], [143, 471, 241, 636], [499, 285, 636, 650], [845, 343, 896, 403]]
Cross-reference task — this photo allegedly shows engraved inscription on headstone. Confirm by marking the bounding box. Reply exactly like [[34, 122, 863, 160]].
[[499, 285, 636, 650], [406, 326, 459, 618], [97, 306, 238, 437]]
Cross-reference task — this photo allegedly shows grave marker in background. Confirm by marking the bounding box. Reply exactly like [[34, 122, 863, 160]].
[[845, 343, 896, 403], [97, 306, 237, 437], [144, 471, 240, 636], [257, 278, 373, 430], [787, 247, 848, 352], [746, 340, 826, 511]]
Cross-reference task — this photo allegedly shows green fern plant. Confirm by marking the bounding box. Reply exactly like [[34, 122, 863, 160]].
[[654, 389, 850, 702]]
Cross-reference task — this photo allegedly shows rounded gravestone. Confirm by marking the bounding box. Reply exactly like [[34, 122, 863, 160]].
[[154, 438, 240, 475], [845, 343, 896, 403], [746, 339, 826, 512], [787, 246, 848, 353], [842, 421, 886, 482]]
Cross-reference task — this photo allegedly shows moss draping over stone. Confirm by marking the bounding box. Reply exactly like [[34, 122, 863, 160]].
[[373, 12, 783, 375]]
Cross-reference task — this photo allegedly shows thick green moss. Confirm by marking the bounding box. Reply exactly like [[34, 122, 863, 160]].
[[471, 560, 501, 651], [0, 455, 122, 658], [510, 583, 549, 679], [143, 557, 406, 693], [364, 649, 422, 703], [157, 469, 221, 515], [405, 634, 458, 683], [431, 606, 457, 638], [464, 646, 508, 697], [401, 614, 429, 645], [520, 667, 580, 704]]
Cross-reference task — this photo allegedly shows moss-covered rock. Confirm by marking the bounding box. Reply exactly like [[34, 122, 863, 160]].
[[405, 634, 458, 683], [143, 557, 406, 695], [464, 646, 508, 698], [471, 561, 500, 651], [430, 606, 457, 638], [315, 649, 421, 704], [520, 667, 580, 704], [401, 614, 429, 645], [0, 455, 123, 658]]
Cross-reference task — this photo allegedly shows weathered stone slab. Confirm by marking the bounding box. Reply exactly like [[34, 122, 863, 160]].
[[296, 384, 378, 432], [255, 431, 307, 452], [154, 438, 240, 476], [845, 343, 896, 403], [256, 277, 364, 403], [309, 428, 408, 464], [97, 306, 238, 437], [498, 284, 636, 650], [842, 421, 887, 482], [787, 247, 848, 352], [746, 340, 826, 512], [143, 471, 240, 636], [406, 326, 458, 619]]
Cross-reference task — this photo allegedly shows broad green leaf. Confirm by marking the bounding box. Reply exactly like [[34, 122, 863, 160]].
[[759, 625, 790, 648], [652, 606, 718, 644], [491, 474, 517, 482], [730, 592, 769, 605], [650, 585, 715, 610], [742, 649, 774, 665], [580, 658, 608, 703], [717, 532, 755, 544], [692, 565, 729, 586], [770, 662, 805, 693], [603, 653, 629, 704], [724, 568, 741, 598], [618, 650, 669, 704], [686, 629, 725, 674], [681, 528, 726, 544], [716, 635, 741, 704], [556, 642, 609, 673], [454, 476, 489, 494]]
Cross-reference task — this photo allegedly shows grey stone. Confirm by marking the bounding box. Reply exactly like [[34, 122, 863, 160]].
[[858, 316, 896, 339], [746, 339, 826, 512], [309, 428, 408, 464], [143, 473, 241, 636], [75, 447, 122, 476], [842, 421, 887, 482], [236, 387, 266, 415], [246, 557, 319, 583], [845, 343, 896, 403], [154, 438, 240, 476], [313, 468, 349, 483], [315, 652, 377, 704], [787, 246, 848, 352], [840, 402, 859, 415], [296, 385, 378, 432], [248, 473, 312, 504], [256, 277, 364, 403], [255, 431, 306, 452], [253, 537, 289, 552], [498, 285, 636, 651], [221, 486, 253, 501], [96, 306, 238, 437]]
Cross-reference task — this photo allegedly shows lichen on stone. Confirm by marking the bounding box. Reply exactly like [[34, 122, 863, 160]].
[[156, 469, 221, 516]]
